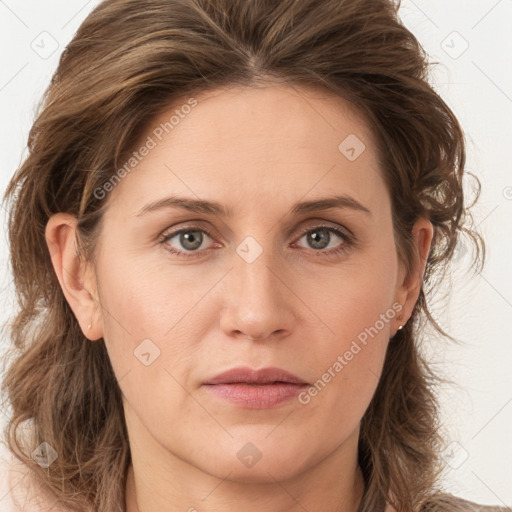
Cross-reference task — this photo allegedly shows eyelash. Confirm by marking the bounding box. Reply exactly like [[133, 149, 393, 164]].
[[158, 223, 353, 259]]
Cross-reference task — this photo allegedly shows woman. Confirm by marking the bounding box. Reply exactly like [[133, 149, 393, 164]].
[[0, 0, 507, 511]]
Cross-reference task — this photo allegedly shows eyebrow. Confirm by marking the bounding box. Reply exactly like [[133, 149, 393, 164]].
[[135, 193, 371, 218]]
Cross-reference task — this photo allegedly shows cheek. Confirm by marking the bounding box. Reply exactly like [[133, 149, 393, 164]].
[[93, 262, 170, 384], [298, 313, 390, 440], [307, 247, 397, 356], [95, 269, 195, 431], [297, 251, 397, 427], [95, 257, 216, 403], [97, 253, 211, 343]]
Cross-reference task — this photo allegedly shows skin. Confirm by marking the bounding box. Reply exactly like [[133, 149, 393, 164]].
[[45, 83, 432, 512]]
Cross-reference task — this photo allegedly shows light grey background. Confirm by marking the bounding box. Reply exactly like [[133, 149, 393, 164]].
[[1, 0, 511, 507]]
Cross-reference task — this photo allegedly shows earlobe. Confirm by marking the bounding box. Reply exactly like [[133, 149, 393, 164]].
[[45, 213, 103, 341]]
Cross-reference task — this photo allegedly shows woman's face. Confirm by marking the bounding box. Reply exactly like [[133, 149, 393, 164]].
[[56, 84, 432, 485]]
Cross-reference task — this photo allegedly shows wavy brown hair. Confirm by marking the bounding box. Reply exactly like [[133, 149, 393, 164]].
[[1, 0, 488, 511]]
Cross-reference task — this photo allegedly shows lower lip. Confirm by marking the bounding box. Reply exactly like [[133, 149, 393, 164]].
[[202, 383, 308, 409]]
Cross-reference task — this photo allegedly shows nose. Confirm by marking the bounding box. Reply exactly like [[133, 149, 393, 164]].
[[219, 247, 296, 342]]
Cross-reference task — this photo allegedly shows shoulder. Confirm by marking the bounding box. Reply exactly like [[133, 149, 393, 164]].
[[420, 492, 510, 512], [0, 439, 67, 512], [384, 493, 509, 512], [0, 439, 25, 512]]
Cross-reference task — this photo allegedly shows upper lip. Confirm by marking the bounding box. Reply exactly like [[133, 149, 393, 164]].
[[203, 366, 308, 385]]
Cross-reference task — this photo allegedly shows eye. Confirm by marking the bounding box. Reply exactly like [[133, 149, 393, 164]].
[[159, 227, 215, 256], [294, 225, 351, 255], [159, 223, 353, 258]]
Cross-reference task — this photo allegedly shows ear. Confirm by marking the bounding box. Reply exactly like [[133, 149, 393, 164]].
[[45, 213, 103, 341], [393, 217, 434, 334]]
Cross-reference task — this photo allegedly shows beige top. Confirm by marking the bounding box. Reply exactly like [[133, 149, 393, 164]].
[[0, 440, 69, 512]]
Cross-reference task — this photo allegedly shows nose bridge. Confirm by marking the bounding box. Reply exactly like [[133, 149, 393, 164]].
[[219, 235, 294, 340], [237, 247, 278, 305], [234, 236, 282, 314]]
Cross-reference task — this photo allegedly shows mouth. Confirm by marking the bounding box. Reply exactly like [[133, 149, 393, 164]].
[[202, 366, 309, 409]]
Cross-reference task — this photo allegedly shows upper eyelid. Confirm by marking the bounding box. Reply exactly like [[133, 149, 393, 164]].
[[161, 220, 349, 238], [160, 222, 350, 247]]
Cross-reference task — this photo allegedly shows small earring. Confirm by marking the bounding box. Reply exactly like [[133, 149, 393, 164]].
[[396, 313, 404, 331], [87, 324, 92, 330]]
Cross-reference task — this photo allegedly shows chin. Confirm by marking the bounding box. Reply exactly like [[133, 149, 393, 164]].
[[198, 437, 317, 483]]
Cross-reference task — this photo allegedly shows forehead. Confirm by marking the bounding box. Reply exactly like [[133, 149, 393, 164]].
[[106, 83, 387, 219], [162, 83, 376, 161]]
